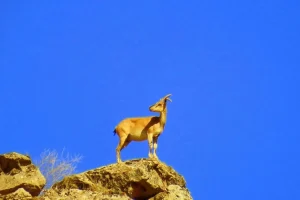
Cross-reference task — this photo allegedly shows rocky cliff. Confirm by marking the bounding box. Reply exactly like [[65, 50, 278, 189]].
[[0, 152, 46, 200], [0, 152, 192, 200]]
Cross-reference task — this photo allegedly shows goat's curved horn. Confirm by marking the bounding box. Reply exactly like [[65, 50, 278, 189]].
[[162, 94, 172, 102]]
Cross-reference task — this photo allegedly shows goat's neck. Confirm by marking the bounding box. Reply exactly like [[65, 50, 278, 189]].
[[159, 109, 167, 128]]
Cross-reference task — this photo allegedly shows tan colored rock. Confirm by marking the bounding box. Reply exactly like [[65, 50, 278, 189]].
[[0, 152, 46, 198], [0, 152, 192, 199], [1, 188, 32, 200], [149, 185, 192, 200], [42, 158, 192, 200], [41, 188, 131, 200]]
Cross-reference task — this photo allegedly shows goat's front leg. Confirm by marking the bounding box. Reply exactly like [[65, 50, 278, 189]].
[[147, 134, 154, 159], [153, 136, 159, 160]]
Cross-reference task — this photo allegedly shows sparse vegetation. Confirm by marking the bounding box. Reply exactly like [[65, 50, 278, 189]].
[[35, 148, 82, 189]]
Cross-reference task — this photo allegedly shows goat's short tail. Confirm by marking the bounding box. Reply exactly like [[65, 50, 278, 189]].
[[113, 128, 117, 136]]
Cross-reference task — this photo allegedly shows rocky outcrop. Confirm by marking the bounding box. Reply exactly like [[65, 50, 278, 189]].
[[0, 152, 46, 199], [2, 188, 32, 200], [0, 152, 192, 200], [42, 159, 192, 200]]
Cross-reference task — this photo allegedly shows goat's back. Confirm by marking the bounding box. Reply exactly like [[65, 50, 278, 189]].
[[114, 116, 160, 137]]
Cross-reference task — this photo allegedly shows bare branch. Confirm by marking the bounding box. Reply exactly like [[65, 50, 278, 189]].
[[35, 148, 83, 189]]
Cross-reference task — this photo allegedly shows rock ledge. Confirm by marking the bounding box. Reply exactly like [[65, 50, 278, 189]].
[[0, 152, 192, 200], [0, 152, 46, 200], [43, 159, 192, 200]]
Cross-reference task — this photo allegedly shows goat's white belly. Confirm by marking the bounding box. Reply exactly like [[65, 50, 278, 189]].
[[128, 131, 148, 141]]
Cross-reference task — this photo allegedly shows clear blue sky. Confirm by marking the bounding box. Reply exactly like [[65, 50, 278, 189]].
[[1, 1, 299, 199]]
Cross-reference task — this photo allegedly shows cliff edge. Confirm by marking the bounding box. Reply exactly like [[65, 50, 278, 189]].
[[0, 152, 46, 200], [0, 152, 192, 200]]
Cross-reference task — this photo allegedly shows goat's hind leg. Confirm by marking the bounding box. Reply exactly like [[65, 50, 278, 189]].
[[116, 136, 128, 163]]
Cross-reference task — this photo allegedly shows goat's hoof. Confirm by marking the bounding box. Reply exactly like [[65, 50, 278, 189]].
[[151, 159, 160, 164], [151, 156, 160, 163], [148, 156, 154, 160], [148, 157, 157, 162]]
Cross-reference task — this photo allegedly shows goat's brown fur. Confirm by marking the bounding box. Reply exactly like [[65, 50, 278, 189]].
[[113, 94, 172, 163]]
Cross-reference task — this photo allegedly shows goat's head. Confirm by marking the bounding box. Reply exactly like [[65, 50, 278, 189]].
[[149, 94, 172, 112]]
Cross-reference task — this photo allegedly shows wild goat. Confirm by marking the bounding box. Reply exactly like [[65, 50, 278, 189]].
[[113, 94, 172, 163]]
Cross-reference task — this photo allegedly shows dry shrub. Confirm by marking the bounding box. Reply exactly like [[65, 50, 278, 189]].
[[36, 148, 83, 189]]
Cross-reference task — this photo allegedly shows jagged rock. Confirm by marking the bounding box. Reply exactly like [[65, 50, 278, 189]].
[[149, 185, 192, 200], [41, 189, 131, 200], [2, 188, 32, 200], [0, 152, 192, 199], [0, 152, 46, 199], [42, 158, 192, 200]]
